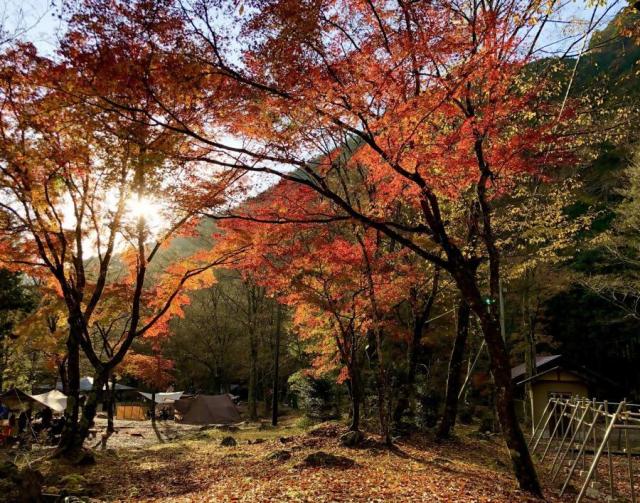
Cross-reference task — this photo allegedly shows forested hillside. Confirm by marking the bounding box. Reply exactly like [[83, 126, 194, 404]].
[[538, 8, 640, 397]]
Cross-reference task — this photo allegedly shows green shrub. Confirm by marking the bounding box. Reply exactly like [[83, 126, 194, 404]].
[[288, 371, 340, 420]]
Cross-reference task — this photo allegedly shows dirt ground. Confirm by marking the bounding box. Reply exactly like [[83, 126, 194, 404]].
[[6, 415, 598, 503], [86, 417, 205, 450]]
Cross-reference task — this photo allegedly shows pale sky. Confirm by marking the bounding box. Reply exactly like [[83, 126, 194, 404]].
[[1, 0, 64, 53], [1, 0, 627, 58]]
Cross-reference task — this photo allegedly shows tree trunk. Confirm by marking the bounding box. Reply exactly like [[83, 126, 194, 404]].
[[350, 386, 361, 431], [522, 282, 537, 432], [271, 304, 281, 426], [392, 269, 440, 427], [473, 298, 540, 494], [450, 262, 540, 495], [485, 318, 539, 494], [262, 370, 270, 415], [524, 336, 536, 431], [248, 334, 258, 420], [356, 233, 391, 445], [100, 375, 116, 450], [57, 323, 81, 455], [150, 389, 164, 442], [348, 363, 361, 431], [437, 299, 470, 439], [393, 301, 431, 425], [373, 352, 391, 444], [392, 314, 424, 425], [74, 377, 103, 450], [58, 371, 107, 459], [58, 357, 69, 395]]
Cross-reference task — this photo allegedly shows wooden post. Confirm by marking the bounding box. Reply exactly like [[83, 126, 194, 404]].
[[624, 405, 636, 503], [529, 398, 556, 452], [551, 398, 588, 481], [542, 399, 570, 461], [550, 397, 577, 469], [575, 401, 624, 503], [592, 397, 598, 483], [560, 404, 604, 496], [532, 398, 557, 452], [605, 401, 615, 498]]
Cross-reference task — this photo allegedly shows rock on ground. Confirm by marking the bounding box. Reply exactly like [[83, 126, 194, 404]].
[[340, 430, 364, 447], [220, 436, 237, 447], [300, 451, 355, 468], [266, 450, 292, 461]]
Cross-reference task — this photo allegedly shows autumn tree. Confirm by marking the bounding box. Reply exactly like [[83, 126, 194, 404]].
[[46, 0, 623, 491], [4, 288, 70, 393], [0, 268, 36, 390], [232, 220, 374, 433], [122, 345, 174, 441], [123, 351, 174, 400], [0, 43, 245, 458], [170, 0, 587, 490], [216, 178, 443, 439]]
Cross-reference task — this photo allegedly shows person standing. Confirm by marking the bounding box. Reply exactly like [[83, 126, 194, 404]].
[[0, 401, 8, 420]]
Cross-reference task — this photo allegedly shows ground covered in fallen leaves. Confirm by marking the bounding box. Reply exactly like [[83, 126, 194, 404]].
[[24, 417, 588, 502]]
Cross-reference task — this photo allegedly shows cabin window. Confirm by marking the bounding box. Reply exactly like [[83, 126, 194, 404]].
[[547, 392, 572, 436], [548, 391, 572, 399]]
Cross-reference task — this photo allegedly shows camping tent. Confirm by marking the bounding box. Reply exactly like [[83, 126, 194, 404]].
[[139, 392, 184, 418], [0, 388, 67, 413], [174, 394, 241, 425]]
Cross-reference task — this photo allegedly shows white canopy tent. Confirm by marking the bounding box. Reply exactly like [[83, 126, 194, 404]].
[[138, 391, 184, 404], [30, 390, 67, 413], [55, 376, 136, 392]]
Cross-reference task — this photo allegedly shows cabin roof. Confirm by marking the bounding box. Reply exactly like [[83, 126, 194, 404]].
[[511, 354, 618, 389], [511, 354, 562, 381]]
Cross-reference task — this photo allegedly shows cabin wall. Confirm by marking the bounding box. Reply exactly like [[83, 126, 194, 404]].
[[115, 403, 147, 421], [531, 370, 589, 427]]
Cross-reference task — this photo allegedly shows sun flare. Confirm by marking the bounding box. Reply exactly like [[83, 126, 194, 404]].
[[125, 196, 166, 236], [127, 196, 161, 219]]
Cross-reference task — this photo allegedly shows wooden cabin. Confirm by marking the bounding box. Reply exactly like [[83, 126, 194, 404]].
[[512, 355, 594, 428]]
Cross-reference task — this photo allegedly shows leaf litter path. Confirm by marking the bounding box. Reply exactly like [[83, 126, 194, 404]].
[[38, 420, 585, 502]]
